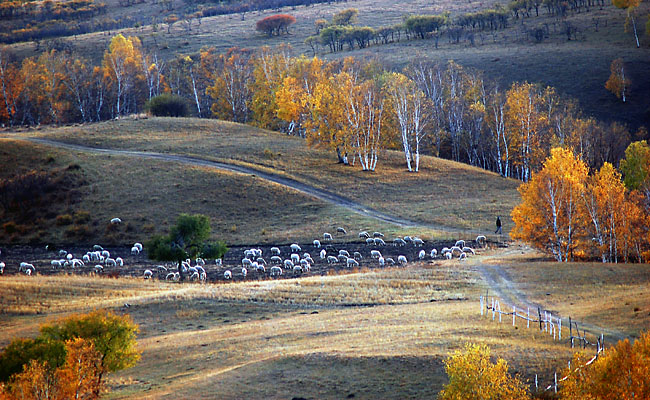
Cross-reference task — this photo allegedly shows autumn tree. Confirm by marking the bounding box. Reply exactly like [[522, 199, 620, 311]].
[[145, 213, 227, 281], [512, 147, 589, 261], [560, 331, 650, 399], [0, 49, 21, 126], [102, 34, 143, 117], [205, 47, 254, 123], [255, 14, 296, 36], [249, 45, 292, 131], [612, 0, 641, 47], [331, 8, 358, 26], [605, 58, 630, 102], [620, 140, 650, 194], [439, 343, 530, 400]]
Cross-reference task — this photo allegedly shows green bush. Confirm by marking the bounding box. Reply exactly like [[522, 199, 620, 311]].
[[145, 94, 189, 117]]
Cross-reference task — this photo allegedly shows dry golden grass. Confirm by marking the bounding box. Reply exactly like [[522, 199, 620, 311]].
[[7, 117, 521, 238], [0, 255, 578, 399]]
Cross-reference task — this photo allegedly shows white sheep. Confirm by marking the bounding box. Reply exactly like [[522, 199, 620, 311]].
[[215, 258, 223, 266], [305, 256, 315, 265], [378, 257, 385, 267], [459, 252, 467, 260], [336, 227, 347, 235], [284, 259, 294, 269], [105, 258, 117, 267], [441, 247, 450, 255], [270, 255, 282, 264], [352, 252, 361, 260], [385, 257, 396, 265], [403, 236, 412, 243], [19, 262, 35, 272], [418, 250, 426, 259], [313, 240, 321, 248], [476, 235, 487, 247], [133, 242, 143, 252], [290, 244, 302, 252], [397, 255, 408, 265], [347, 258, 359, 268], [430, 249, 438, 258], [455, 240, 466, 248], [51, 260, 62, 268], [365, 238, 375, 245], [462, 246, 476, 255], [156, 265, 168, 273], [66, 253, 73, 260], [0, 262, 4, 274], [110, 217, 122, 224], [241, 267, 247, 277], [257, 257, 267, 265], [94, 265, 104, 273], [374, 238, 386, 246], [242, 258, 252, 267], [445, 252, 453, 260], [413, 237, 424, 247], [58, 249, 68, 257], [327, 256, 338, 264], [450, 246, 462, 257], [116, 257, 124, 267], [270, 247, 281, 256], [82, 254, 90, 264], [291, 253, 300, 264], [293, 265, 303, 275], [131, 247, 140, 255], [358, 231, 370, 239], [256, 265, 266, 273], [320, 249, 327, 259], [71, 259, 84, 268], [143, 269, 153, 279], [93, 245, 103, 251], [323, 232, 333, 241], [339, 249, 350, 257], [195, 257, 205, 266], [393, 238, 406, 246], [224, 270, 232, 280], [270, 266, 283, 276], [373, 232, 384, 238], [370, 250, 382, 259], [165, 272, 176, 281]]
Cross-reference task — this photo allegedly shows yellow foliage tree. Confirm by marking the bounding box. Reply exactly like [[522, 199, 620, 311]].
[[249, 46, 292, 130], [102, 34, 143, 117], [439, 343, 530, 400], [605, 59, 630, 103], [612, 0, 641, 47], [560, 331, 650, 400], [512, 147, 589, 261]]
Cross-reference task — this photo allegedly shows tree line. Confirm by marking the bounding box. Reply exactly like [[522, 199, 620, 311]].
[[0, 39, 645, 178]]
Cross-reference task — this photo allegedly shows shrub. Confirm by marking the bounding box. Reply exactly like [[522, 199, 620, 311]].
[[73, 210, 91, 224], [145, 94, 189, 117], [55, 214, 73, 226], [256, 14, 296, 36]]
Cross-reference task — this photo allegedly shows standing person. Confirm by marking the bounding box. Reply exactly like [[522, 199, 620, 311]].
[[495, 216, 502, 234]]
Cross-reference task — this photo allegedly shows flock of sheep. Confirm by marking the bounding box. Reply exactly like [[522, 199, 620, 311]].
[[0, 226, 488, 282]]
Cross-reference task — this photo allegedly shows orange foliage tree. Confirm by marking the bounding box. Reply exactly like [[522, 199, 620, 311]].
[[512, 147, 589, 261], [560, 331, 650, 399], [605, 59, 630, 103]]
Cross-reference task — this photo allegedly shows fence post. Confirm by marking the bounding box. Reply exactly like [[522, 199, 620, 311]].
[[538, 307, 543, 331], [513, 306, 516, 327]]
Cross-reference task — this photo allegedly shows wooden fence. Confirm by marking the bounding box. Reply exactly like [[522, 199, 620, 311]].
[[479, 294, 606, 393]]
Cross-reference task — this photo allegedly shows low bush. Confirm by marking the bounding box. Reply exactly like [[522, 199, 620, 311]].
[[145, 94, 189, 117]]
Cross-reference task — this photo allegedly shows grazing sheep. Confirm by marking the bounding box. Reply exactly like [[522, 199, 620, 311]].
[[336, 227, 347, 235], [165, 272, 175, 281], [131, 247, 140, 255], [455, 240, 465, 248], [378, 257, 385, 267], [134, 243, 143, 252], [430, 249, 438, 258], [327, 256, 338, 264], [359, 231, 370, 239], [313, 240, 321, 248], [215, 258, 223, 266], [116, 257, 124, 267], [339, 249, 350, 257], [475, 235, 487, 247], [462, 246, 475, 255], [156, 265, 168, 273], [82, 254, 90, 264], [374, 238, 386, 246], [347, 258, 359, 268], [418, 250, 426, 259], [393, 238, 406, 247], [403, 236, 412, 243], [441, 247, 450, 255], [293, 265, 303, 275], [66, 253, 73, 260], [93, 245, 103, 251], [271, 247, 281, 256], [196, 257, 205, 266], [251, 262, 259, 271], [105, 258, 117, 267], [51, 260, 62, 268], [270, 266, 283, 277], [290, 244, 302, 252], [257, 257, 267, 265], [450, 246, 462, 256], [445, 252, 453, 260], [371, 250, 382, 259], [110, 218, 122, 224], [143, 269, 153, 279], [94, 265, 104, 273], [241, 258, 252, 267], [386, 257, 396, 265], [256, 265, 266, 273], [24, 268, 32, 276], [0, 262, 4, 274], [373, 232, 384, 238], [319, 249, 326, 259], [19, 262, 35, 272], [284, 259, 294, 269], [59, 250, 68, 257], [459, 252, 467, 260], [353, 251, 362, 261], [291, 253, 300, 264], [338, 254, 349, 263], [224, 270, 232, 280], [71, 259, 84, 268], [366, 238, 375, 245], [323, 232, 333, 241], [305, 256, 315, 265], [412, 237, 424, 247], [397, 255, 408, 265], [270, 256, 282, 264], [241, 267, 247, 277]]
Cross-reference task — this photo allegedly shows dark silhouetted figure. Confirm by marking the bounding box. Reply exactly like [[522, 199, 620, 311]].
[[495, 216, 502, 234]]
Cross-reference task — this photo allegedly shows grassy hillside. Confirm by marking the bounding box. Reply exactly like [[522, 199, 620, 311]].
[[5, 0, 650, 129], [2, 117, 521, 245]]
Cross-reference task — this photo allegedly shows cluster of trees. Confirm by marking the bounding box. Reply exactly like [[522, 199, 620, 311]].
[[1, 41, 644, 180], [441, 332, 650, 399], [255, 14, 296, 37], [0, 310, 140, 398], [512, 143, 650, 263], [196, 0, 346, 19]]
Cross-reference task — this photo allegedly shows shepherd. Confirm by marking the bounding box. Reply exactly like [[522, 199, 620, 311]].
[[495, 216, 502, 234]]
